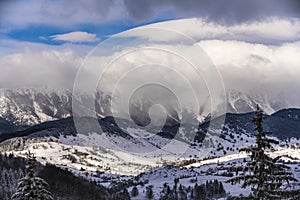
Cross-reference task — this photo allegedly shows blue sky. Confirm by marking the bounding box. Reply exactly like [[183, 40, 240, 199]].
[[1, 0, 299, 45], [0, 0, 179, 45], [2, 15, 178, 45]]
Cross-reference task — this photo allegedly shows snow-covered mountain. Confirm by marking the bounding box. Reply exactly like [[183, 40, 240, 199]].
[[1, 108, 300, 173], [1, 106, 300, 199], [0, 88, 72, 126], [0, 88, 299, 127], [0, 88, 111, 126], [226, 90, 300, 115]]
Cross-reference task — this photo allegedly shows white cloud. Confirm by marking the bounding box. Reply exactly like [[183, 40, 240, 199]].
[[0, 49, 82, 89], [0, 0, 126, 30], [50, 31, 100, 43], [198, 40, 300, 96], [118, 18, 300, 45], [0, 40, 88, 89], [1, 18, 300, 111]]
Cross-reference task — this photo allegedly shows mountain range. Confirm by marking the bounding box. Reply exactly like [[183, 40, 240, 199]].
[[0, 88, 299, 128], [1, 88, 300, 199]]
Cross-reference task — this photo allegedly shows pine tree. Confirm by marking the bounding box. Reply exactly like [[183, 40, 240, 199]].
[[218, 181, 226, 197], [131, 186, 139, 197], [11, 152, 53, 200], [0, 168, 24, 200], [146, 185, 154, 199], [111, 188, 130, 200], [159, 183, 173, 200], [226, 105, 300, 199], [193, 183, 206, 200], [178, 184, 187, 200]]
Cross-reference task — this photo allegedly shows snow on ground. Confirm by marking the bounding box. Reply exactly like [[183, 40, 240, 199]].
[[2, 129, 300, 199], [129, 161, 252, 199], [185, 152, 248, 168], [2, 130, 300, 177], [4, 140, 159, 176]]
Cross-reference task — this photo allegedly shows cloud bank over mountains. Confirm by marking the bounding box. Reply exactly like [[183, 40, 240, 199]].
[[1, 1, 300, 111], [0, 18, 299, 108]]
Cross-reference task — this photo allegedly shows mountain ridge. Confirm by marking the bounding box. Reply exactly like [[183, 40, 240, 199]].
[[1, 88, 299, 126], [1, 108, 300, 144]]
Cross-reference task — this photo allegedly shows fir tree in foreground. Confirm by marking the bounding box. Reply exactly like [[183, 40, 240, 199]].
[[11, 152, 53, 200], [226, 105, 300, 199]]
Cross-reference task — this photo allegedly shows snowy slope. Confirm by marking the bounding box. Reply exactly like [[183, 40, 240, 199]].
[[1, 113, 300, 199], [2, 135, 300, 199], [0, 122, 298, 176]]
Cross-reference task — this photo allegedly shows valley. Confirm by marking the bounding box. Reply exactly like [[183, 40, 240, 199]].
[[1, 95, 300, 199]]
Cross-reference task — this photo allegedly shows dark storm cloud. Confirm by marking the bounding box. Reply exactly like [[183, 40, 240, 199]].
[[2, 0, 300, 29], [123, 0, 300, 24]]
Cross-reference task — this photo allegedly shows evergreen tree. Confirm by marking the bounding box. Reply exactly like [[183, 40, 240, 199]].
[[111, 188, 130, 200], [159, 183, 173, 200], [131, 186, 139, 197], [174, 178, 179, 189], [193, 183, 206, 200], [189, 188, 194, 200], [191, 180, 226, 200], [218, 181, 226, 197], [205, 180, 213, 197], [11, 152, 53, 200], [178, 184, 187, 200], [146, 185, 154, 199], [0, 168, 24, 200], [226, 105, 300, 199]]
